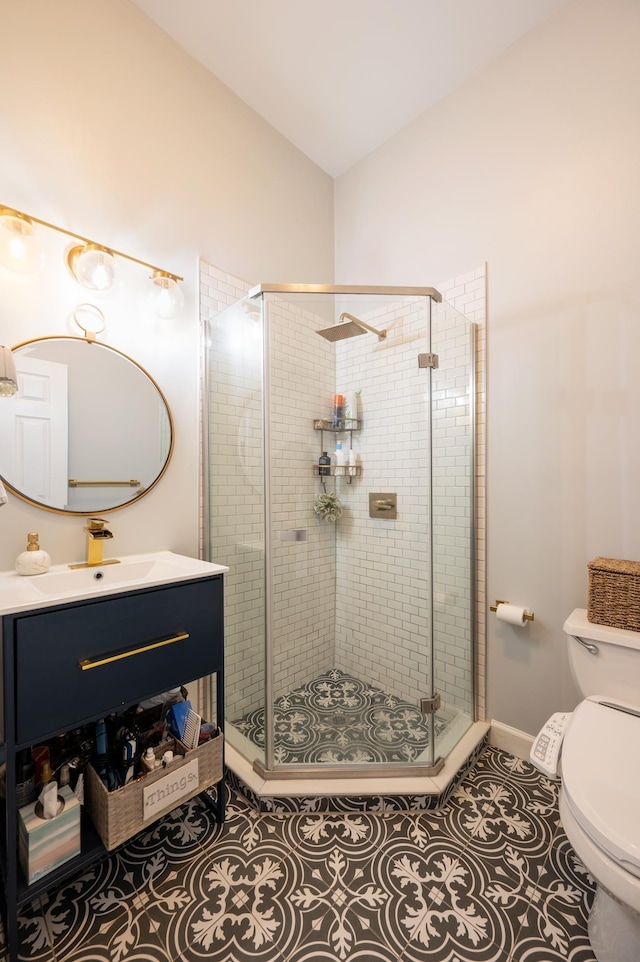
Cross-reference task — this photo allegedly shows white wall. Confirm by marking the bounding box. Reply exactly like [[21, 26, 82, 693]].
[[0, 0, 333, 570], [334, 0, 640, 736]]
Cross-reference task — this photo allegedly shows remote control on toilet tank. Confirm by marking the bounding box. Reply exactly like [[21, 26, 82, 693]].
[[530, 712, 573, 777]]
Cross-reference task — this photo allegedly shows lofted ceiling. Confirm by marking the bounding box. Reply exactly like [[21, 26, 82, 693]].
[[131, 0, 569, 177]]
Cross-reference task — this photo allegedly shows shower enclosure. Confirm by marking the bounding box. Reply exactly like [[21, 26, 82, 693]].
[[205, 284, 476, 779]]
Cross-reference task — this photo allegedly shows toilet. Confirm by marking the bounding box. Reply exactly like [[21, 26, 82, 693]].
[[560, 609, 640, 962]]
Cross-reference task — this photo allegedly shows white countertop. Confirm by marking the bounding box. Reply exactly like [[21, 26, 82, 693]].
[[0, 551, 229, 616]]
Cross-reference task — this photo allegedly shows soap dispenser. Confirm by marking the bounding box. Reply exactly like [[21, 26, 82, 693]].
[[15, 532, 51, 576]]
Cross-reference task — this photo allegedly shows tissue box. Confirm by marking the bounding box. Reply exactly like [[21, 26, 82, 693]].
[[19, 785, 81, 884]]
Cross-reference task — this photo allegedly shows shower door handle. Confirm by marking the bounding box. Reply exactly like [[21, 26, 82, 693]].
[[279, 530, 307, 542]]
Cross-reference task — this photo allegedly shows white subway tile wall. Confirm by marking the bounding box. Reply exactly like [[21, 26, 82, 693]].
[[200, 264, 487, 734], [267, 296, 336, 697]]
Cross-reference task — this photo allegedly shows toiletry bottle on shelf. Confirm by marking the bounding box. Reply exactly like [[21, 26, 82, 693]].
[[15, 532, 51, 576], [345, 390, 359, 427], [333, 394, 345, 428], [141, 747, 159, 773], [319, 451, 331, 476], [348, 448, 357, 476], [335, 440, 344, 475], [15, 749, 36, 808], [39, 759, 54, 785]]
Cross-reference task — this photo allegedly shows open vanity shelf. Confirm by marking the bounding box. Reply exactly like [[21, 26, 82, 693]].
[[0, 559, 226, 962]]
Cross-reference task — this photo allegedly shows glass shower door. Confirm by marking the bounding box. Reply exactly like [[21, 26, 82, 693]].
[[205, 296, 267, 770], [262, 287, 440, 774], [430, 300, 477, 760]]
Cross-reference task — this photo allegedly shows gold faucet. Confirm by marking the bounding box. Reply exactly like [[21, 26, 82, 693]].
[[69, 518, 120, 569]]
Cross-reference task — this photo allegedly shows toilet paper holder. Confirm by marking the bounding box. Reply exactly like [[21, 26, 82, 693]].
[[490, 599, 535, 621]]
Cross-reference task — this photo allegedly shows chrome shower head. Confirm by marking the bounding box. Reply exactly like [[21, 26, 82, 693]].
[[316, 312, 387, 342]]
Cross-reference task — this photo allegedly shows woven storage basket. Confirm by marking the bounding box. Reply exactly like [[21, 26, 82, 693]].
[[587, 557, 640, 630], [86, 731, 223, 851]]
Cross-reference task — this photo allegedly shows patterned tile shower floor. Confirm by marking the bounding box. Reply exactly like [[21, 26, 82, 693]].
[[232, 668, 456, 764], [5, 746, 597, 962]]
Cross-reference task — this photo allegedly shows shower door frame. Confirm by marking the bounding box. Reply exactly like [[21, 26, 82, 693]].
[[252, 283, 456, 780]]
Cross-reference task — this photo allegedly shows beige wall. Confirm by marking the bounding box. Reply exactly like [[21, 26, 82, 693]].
[[335, 0, 640, 735], [0, 0, 333, 571]]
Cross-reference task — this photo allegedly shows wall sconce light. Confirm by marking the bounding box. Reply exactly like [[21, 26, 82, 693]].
[[150, 270, 185, 320], [0, 204, 183, 316], [66, 243, 116, 292], [0, 345, 18, 397], [0, 207, 40, 274]]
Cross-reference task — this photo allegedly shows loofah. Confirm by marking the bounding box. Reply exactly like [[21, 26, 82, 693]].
[[313, 492, 343, 522]]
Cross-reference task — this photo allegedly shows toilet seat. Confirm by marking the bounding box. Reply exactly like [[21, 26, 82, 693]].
[[562, 696, 640, 879]]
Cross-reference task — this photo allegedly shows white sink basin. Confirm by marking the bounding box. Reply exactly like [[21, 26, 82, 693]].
[[0, 551, 228, 615]]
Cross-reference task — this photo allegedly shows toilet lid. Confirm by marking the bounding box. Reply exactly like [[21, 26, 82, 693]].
[[562, 697, 640, 876]]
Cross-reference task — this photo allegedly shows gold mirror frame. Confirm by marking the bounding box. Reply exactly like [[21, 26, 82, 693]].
[[0, 336, 174, 516]]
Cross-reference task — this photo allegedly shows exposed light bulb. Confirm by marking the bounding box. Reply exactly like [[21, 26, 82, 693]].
[[150, 270, 184, 319], [0, 208, 40, 274], [67, 243, 116, 292]]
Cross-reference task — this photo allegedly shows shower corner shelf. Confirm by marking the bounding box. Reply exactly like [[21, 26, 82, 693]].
[[314, 417, 362, 484], [316, 466, 362, 480], [313, 418, 361, 432]]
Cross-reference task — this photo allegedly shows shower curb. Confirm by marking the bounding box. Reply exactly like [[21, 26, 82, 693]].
[[224, 730, 489, 814]]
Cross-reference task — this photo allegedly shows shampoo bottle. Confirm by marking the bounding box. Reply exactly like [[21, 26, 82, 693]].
[[335, 440, 344, 475], [15, 532, 51, 576]]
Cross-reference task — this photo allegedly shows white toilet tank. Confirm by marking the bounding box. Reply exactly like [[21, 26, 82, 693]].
[[564, 608, 640, 704]]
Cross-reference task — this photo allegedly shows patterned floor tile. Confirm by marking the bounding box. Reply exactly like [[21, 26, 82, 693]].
[[22, 856, 170, 962], [374, 838, 519, 962], [472, 747, 532, 783], [145, 843, 301, 961], [3, 745, 599, 962], [15, 897, 56, 962], [233, 668, 458, 765], [119, 795, 224, 888], [441, 767, 559, 862], [503, 829, 596, 962], [283, 917, 400, 962]]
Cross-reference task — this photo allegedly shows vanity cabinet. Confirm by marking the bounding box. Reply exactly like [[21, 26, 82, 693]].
[[0, 572, 225, 962]]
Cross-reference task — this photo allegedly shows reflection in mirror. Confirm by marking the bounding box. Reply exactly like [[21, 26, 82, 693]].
[[0, 337, 173, 515]]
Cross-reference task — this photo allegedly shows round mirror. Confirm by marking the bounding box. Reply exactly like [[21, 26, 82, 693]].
[[0, 336, 173, 515]]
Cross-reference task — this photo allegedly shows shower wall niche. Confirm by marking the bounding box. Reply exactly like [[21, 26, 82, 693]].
[[206, 284, 476, 776]]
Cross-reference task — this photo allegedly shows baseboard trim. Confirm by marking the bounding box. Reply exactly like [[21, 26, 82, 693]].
[[489, 720, 534, 760]]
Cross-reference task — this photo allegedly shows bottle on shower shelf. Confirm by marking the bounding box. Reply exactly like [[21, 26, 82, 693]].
[[319, 451, 331, 477], [332, 394, 345, 428], [345, 390, 360, 427], [335, 440, 345, 475]]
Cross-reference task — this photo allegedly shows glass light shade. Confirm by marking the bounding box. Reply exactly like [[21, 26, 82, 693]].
[[68, 243, 116, 292], [0, 209, 40, 274], [0, 346, 18, 397], [150, 271, 184, 319]]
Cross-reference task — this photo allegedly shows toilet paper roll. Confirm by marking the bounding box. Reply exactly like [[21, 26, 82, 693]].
[[496, 603, 528, 626]]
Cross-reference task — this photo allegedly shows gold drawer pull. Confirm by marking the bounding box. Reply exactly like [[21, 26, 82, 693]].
[[78, 631, 190, 671]]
